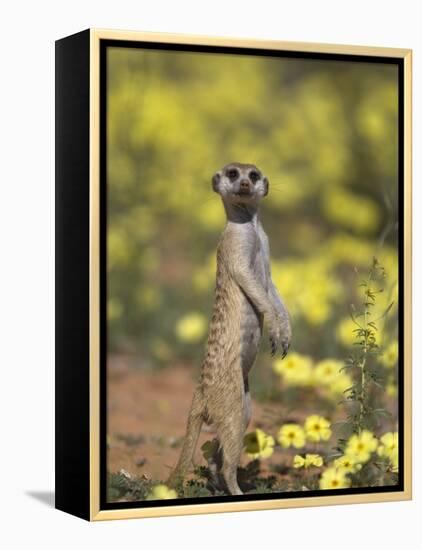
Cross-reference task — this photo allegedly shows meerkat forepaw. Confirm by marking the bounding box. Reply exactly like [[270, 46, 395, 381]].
[[281, 339, 290, 359], [269, 334, 289, 358], [269, 315, 291, 358], [280, 326, 292, 358], [269, 323, 282, 357]]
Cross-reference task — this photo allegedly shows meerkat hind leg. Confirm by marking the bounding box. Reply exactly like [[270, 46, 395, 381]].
[[167, 390, 204, 488], [217, 409, 244, 496]]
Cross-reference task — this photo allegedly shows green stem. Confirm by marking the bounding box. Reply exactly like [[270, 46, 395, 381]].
[[356, 265, 375, 434]]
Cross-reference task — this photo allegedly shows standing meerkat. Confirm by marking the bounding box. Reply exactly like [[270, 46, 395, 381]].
[[167, 162, 291, 495]]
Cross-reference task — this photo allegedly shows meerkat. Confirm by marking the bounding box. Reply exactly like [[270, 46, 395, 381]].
[[167, 162, 291, 496]]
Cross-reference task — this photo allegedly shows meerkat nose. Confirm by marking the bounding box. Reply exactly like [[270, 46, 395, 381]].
[[240, 180, 250, 191]]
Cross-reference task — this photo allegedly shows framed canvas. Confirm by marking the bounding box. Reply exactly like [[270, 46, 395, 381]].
[[55, 28, 412, 521]]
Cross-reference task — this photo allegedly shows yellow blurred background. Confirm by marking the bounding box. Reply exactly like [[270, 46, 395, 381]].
[[107, 46, 399, 371]]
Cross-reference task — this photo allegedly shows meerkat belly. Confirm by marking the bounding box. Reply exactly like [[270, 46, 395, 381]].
[[239, 298, 263, 377], [239, 244, 269, 377]]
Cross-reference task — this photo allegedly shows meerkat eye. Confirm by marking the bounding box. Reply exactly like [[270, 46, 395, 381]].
[[249, 171, 260, 183], [226, 169, 239, 180]]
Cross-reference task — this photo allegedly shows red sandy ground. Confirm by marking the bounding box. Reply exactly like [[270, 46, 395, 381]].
[[107, 356, 398, 484], [107, 357, 289, 481]]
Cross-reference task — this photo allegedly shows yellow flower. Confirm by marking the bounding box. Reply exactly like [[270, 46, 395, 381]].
[[377, 432, 399, 471], [273, 353, 313, 386], [329, 372, 353, 396], [304, 297, 331, 325], [380, 341, 398, 368], [293, 454, 323, 468], [345, 430, 378, 463], [334, 455, 362, 473], [391, 454, 399, 472], [243, 429, 275, 459], [146, 484, 178, 500], [305, 453, 324, 467], [337, 316, 383, 347], [319, 467, 351, 490], [304, 415, 332, 442], [312, 358, 354, 398], [175, 312, 207, 343], [336, 317, 358, 347], [314, 359, 344, 385], [271, 258, 341, 327], [293, 455, 306, 468], [378, 432, 398, 455], [278, 424, 306, 449], [386, 381, 398, 397]]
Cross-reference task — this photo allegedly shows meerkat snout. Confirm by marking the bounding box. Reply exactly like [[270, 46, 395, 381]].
[[239, 179, 251, 193], [212, 162, 269, 203]]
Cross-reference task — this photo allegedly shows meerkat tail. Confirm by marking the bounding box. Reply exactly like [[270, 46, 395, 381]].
[[167, 391, 204, 488]]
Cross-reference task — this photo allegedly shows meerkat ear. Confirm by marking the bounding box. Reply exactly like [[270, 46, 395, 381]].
[[263, 176, 269, 196], [212, 171, 221, 193]]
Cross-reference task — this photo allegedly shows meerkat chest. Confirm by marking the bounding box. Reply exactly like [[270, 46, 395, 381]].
[[252, 228, 270, 291]]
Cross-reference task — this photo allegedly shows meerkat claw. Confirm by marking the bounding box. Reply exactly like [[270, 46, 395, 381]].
[[281, 341, 290, 359]]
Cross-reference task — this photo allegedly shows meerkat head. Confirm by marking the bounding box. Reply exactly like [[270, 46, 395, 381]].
[[212, 162, 269, 205]]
